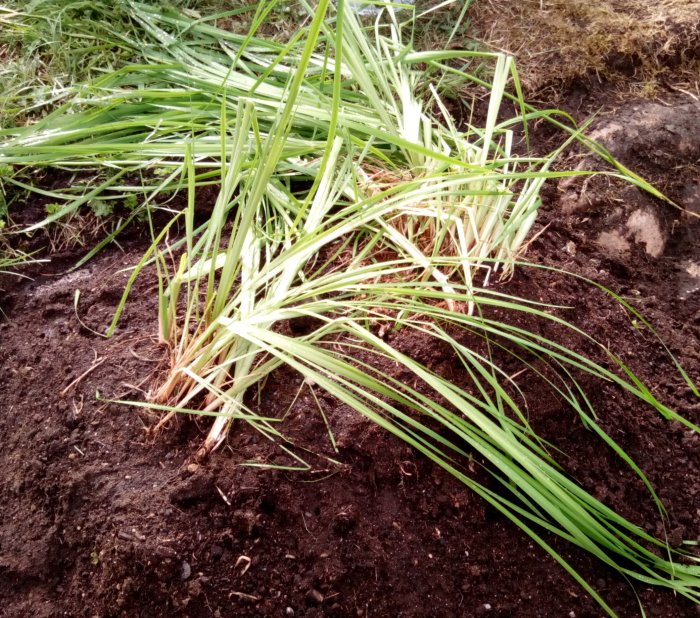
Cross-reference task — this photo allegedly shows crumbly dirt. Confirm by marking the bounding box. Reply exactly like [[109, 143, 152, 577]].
[[1, 91, 700, 618], [466, 0, 700, 101]]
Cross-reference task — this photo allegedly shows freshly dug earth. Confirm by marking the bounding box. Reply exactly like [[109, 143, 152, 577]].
[[1, 91, 699, 617], [467, 0, 700, 100], [1, 2, 700, 616]]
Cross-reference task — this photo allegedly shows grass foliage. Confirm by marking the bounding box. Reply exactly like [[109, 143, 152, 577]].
[[1, 1, 699, 614]]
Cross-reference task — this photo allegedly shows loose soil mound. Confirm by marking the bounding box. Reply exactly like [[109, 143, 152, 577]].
[[468, 0, 700, 100], [1, 94, 699, 616]]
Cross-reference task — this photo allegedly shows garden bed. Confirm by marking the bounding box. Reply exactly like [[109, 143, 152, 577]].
[[1, 2, 699, 617]]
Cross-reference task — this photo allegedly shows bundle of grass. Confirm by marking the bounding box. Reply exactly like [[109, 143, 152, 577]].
[[132, 3, 698, 614], [2, 1, 699, 614]]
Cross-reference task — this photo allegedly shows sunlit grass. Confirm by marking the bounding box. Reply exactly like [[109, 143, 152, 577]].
[[1, 1, 698, 614]]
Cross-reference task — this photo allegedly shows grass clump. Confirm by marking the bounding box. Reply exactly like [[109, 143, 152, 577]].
[[0, 1, 139, 127], [1, 1, 699, 615]]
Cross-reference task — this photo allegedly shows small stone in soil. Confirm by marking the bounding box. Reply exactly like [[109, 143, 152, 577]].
[[180, 561, 192, 581]]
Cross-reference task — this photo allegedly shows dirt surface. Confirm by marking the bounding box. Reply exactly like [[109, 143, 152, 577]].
[[1, 91, 699, 618], [468, 0, 700, 101]]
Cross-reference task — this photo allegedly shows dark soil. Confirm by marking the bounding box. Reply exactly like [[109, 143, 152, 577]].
[[468, 0, 700, 102], [1, 92, 700, 618]]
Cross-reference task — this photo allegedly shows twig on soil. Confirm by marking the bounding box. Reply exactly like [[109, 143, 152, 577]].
[[228, 591, 260, 601], [216, 485, 232, 506], [129, 347, 162, 363], [235, 555, 251, 576], [60, 356, 105, 396]]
